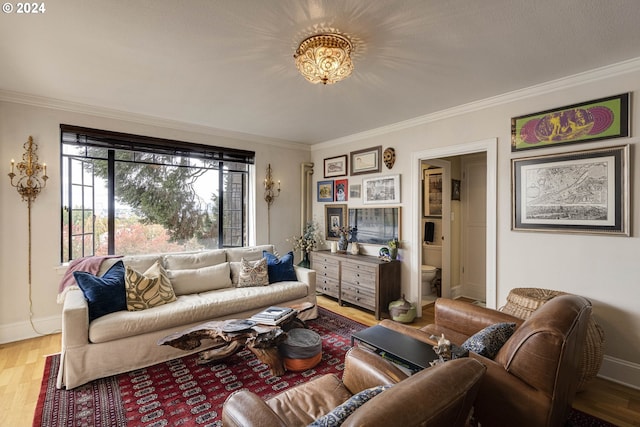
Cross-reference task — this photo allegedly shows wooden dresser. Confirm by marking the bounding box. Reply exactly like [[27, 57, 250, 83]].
[[311, 251, 401, 319]]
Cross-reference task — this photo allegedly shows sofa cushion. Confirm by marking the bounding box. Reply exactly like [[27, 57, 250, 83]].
[[226, 245, 274, 262], [263, 251, 297, 283], [308, 385, 393, 427], [74, 261, 127, 322], [237, 258, 269, 287], [98, 253, 162, 276], [461, 322, 517, 359], [164, 250, 226, 270], [89, 280, 310, 343], [167, 262, 232, 295], [124, 261, 176, 311]]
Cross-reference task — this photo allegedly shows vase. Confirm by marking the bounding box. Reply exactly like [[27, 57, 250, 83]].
[[338, 235, 348, 252], [389, 247, 398, 260], [297, 251, 311, 268]]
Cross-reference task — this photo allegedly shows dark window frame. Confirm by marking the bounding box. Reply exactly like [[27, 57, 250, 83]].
[[60, 125, 254, 262]]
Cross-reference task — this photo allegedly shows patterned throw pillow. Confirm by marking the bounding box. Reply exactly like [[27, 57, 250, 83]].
[[74, 260, 126, 322], [237, 257, 269, 287], [124, 261, 177, 311], [460, 322, 517, 359], [308, 385, 392, 427]]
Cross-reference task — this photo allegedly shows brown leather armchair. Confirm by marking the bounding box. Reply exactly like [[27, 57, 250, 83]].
[[379, 294, 592, 427], [222, 346, 486, 427]]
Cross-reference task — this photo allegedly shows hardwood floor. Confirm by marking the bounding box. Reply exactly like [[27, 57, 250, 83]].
[[0, 296, 638, 427]]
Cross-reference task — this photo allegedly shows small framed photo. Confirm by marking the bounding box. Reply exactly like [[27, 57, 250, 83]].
[[363, 174, 400, 205], [334, 179, 348, 201], [423, 168, 443, 217], [452, 179, 461, 201], [512, 145, 629, 235], [350, 184, 361, 199], [325, 204, 347, 240], [350, 146, 382, 175], [317, 180, 334, 202], [324, 155, 348, 178]]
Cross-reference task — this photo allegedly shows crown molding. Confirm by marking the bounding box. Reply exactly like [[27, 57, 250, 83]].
[[0, 89, 309, 151], [313, 56, 640, 150]]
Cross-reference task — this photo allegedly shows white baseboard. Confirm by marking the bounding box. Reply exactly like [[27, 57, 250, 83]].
[[598, 355, 640, 390], [0, 315, 61, 344]]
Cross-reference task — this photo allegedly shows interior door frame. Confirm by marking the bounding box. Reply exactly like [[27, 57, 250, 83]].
[[411, 138, 498, 315]]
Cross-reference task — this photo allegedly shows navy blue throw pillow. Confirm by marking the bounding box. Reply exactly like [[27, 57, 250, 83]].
[[263, 251, 297, 283], [74, 260, 126, 322]]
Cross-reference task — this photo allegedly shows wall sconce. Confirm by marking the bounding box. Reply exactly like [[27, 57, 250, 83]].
[[264, 163, 281, 207], [9, 136, 48, 204], [8, 136, 49, 335]]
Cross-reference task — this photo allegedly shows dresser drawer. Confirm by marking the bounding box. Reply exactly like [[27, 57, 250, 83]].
[[341, 268, 376, 289], [341, 285, 375, 311], [318, 277, 340, 298], [314, 262, 339, 280], [341, 261, 376, 276]]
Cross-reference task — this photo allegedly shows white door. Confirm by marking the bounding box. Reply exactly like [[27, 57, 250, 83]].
[[461, 154, 486, 301]]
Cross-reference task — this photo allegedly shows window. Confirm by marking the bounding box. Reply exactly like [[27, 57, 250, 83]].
[[60, 125, 254, 262]]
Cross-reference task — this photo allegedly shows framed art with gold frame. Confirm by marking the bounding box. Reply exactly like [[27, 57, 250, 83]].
[[325, 204, 347, 240]]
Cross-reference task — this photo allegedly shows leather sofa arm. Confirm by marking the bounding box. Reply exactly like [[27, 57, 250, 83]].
[[222, 390, 286, 427], [434, 298, 523, 336], [293, 265, 316, 294], [341, 347, 408, 395], [343, 358, 486, 427], [61, 288, 90, 347]]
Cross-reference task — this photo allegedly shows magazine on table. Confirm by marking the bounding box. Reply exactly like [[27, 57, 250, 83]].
[[250, 306, 295, 325]]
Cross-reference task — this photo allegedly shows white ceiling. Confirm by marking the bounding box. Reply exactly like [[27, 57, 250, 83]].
[[2, 0, 640, 144]]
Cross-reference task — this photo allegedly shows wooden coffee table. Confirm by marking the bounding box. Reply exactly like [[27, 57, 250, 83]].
[[158, 302, 314, 377], [351, 325, 439, 373]]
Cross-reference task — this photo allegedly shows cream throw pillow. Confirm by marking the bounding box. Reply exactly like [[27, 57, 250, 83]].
[[237, 257, 269, 287], [167, 262, 232, 295], [125, 261, 177, 311]]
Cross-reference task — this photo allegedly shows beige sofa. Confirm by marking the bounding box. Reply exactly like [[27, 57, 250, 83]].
[[57, 245, 317, 389]]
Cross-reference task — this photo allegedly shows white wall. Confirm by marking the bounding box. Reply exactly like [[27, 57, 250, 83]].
[[310, 60, 640, 388], [0, 99, 310, 343]]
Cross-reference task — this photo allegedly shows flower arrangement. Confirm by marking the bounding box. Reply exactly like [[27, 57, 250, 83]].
[[290, 221, 323, 253], [332, 225, 353, 239]]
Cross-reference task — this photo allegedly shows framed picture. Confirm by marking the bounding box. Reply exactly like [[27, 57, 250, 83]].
[[334, 179, 348, 201], [512, 145, 629, 235], [348, 207, 401, 244], [350, 146, 382, 175], [452, 179, 461, 201], [349, 184, 361, 199], [423, 168, 443, 217], [317, 180, 334, 202], [325, 204, 347, 240], [511, 93, 630, 152], [323, 155, 348, 178], [363, 174, 400, 205]]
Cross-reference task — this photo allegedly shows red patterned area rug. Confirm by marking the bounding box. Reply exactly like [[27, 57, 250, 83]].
[[33, 307, 616, 427], [33, 307, 365, 427]]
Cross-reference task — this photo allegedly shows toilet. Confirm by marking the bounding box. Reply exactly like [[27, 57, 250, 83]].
[[422, 244, 442, 296]]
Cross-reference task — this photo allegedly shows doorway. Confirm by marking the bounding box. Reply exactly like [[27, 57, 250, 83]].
[[411, 138, 498, 316]]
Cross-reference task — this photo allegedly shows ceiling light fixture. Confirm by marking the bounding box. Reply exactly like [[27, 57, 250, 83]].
[[294, 33, 354, 85]]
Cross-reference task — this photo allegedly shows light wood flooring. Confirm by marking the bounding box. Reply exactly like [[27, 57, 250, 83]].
[[0, 297, 638, 427]]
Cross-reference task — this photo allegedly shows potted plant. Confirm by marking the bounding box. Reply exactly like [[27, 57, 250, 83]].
[[388, 238, 399, 260], [290, 221, 323, 268]]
